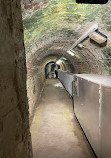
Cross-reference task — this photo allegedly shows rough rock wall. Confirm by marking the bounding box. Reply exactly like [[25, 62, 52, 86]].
[[23, 0, 111, 75], [0, 0, 32, 158], [27, 54, 73, 124], [22, 0, 111, 122]]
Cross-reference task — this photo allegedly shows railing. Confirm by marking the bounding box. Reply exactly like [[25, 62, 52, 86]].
[[58, 70, 74, 96], [58, 69, 111, 158]]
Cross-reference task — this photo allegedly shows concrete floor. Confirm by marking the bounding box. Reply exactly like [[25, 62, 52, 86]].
[[30, 79, 95, 158]]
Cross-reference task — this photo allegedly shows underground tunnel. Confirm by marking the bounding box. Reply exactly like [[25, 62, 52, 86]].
[[0, 0, 111, 158]]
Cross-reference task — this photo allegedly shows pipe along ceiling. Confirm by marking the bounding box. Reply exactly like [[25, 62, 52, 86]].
[[23, 0, 111, 76], [22, 0, 111, 124]]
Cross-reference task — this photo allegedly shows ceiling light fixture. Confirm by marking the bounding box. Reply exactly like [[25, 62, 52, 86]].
[[67, 50, 75, 56], [56, 59, 63, 65], [61, 57, 67, 60], [89, 30, 107, 45], [67, 24, 98, 51]]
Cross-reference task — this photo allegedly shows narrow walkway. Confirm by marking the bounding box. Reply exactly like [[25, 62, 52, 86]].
[[30, 79, 95, 158]]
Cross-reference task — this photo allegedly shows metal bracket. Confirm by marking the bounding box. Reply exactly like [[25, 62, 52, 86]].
[[67, 24, 98, 52]]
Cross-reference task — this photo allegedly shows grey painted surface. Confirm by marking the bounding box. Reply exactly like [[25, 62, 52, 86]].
[[101, 87, 111, 158], [74, 74, 111, 158], [74, 77, 100, 157], [58, 70, 74, 96], [58, 71, 111, 157]]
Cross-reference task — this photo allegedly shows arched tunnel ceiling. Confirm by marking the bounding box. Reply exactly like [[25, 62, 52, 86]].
[[22, 0, 111, 75]]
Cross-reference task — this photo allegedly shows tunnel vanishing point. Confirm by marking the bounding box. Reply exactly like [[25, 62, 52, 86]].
[[0, 0, 111, 158]]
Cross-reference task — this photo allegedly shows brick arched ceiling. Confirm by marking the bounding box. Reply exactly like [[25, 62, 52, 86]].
[[22, 0, 111, 75]]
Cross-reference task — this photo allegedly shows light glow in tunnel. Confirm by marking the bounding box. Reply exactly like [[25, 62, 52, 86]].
[[21, 1, 111, 158], [22, 0, 111, 122]]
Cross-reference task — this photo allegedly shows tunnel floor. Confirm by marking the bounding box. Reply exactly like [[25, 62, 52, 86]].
[[30, 79, 95, 158]]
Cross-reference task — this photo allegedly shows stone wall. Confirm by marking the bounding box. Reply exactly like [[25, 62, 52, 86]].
[[26, 52, 74, 124], [23, 0, 111, 127], [23, 0, 111, 75], [0, 0, 32, 157]]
